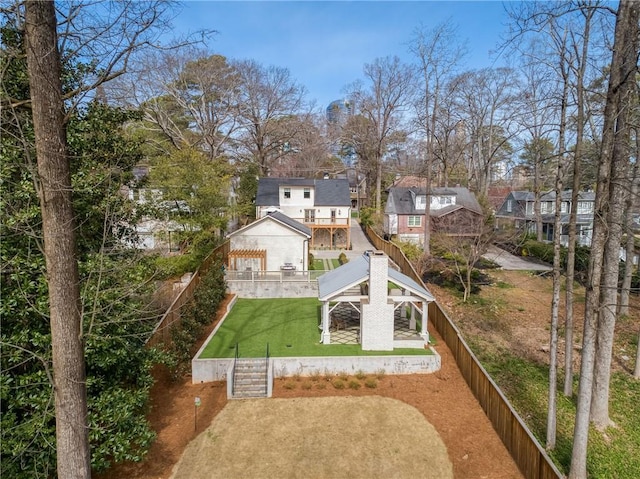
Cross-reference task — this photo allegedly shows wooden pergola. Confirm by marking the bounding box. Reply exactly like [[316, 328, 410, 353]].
[[309, 224, 350, 250], [227, 249, 267, 271]]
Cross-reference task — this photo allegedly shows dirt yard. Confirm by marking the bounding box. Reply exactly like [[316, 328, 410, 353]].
[[169, 396, 453, 479]]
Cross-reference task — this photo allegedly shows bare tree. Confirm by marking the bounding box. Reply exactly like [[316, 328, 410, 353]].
[[570, 2, 639, 476], [24, 2, 90, 476], [345, 56, 415, 212], [265, 112, 334, 177], [432, 100, 468, 187], [432, 210, 492, 302], [565, 3, 597, 398], [590, 0, 638, 427], [452, 67, 520, 198], [409, 21, 466, 255], [548, 147, 570, 450], [233, 59, 307, 176], [135, 51, 242, 160]]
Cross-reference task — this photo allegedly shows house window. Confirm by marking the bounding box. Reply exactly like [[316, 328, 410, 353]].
[[561, 202, 569, 213], [415, 195, 426, 210], [303, 188, 310, 199], [283, 188, 291, 199], [304, 209, 315, 223], [439, 196, 453, 205], [408, 216, 422, 227], [578, 201, 592, 214], [331, 209, 336, 223], [506, 199, 512, 213]]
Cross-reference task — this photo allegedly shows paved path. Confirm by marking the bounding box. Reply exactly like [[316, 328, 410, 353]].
[[310, 219, 374, 260], [482, 245, 552, 271]]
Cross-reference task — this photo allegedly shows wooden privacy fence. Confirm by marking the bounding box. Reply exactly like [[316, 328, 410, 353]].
[[146, 241, 230, 348], [364, 225, 564, 479]]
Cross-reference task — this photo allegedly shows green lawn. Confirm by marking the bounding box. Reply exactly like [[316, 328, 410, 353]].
[[199, 298, 433, 358], [472, 340, 640, 478]]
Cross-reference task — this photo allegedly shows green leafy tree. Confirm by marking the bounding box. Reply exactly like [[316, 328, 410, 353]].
[[149, 147, 232, 245], [1, 22, 161, 477]]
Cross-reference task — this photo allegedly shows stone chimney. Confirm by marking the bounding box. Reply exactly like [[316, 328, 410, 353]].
[[360, 251, 394, 350]]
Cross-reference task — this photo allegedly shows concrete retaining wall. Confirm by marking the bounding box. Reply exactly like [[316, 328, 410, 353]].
[[227, 280, 318, 298], [192, 351, 441, 383]]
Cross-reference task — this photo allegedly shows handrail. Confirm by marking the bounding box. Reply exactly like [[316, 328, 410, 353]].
[[232, 342, 239, 396], [265, 342, 270, 394]]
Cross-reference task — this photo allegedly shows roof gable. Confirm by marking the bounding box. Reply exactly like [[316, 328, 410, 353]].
[[317, 253, 434, 302], [227, 211, 311, 239], [385, 186, 482, 215]]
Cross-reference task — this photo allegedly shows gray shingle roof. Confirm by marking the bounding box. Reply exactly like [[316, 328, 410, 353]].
[[385, 186, 482, 215], [256, 177, 350, 207], [317, 253, 435, 302]]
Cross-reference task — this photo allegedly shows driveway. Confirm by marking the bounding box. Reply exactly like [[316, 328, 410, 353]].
[[483, 245, 552, 271]]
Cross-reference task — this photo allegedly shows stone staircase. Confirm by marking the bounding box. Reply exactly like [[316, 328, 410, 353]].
[[230, 358, 270, 399]]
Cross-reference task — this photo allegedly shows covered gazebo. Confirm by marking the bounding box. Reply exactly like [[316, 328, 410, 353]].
[[317, 251, 435, 351]]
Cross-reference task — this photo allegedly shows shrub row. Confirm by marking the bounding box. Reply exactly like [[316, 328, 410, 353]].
[[168, 257, 227, 377]]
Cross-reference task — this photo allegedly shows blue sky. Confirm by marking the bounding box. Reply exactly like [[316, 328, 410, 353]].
[[172, 1, 511, 110]]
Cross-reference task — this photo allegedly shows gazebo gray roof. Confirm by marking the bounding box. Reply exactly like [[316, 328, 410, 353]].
[[317, 253, 435, 302]]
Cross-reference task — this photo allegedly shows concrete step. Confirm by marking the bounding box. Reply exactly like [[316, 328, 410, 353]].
[[231, 358, 269, 399]]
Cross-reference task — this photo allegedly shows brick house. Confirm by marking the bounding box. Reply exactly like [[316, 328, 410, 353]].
[[384, 186, 483, 245]]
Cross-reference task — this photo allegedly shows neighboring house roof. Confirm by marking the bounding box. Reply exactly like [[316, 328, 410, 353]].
[[385, 186, 482, 216], [317, 253, 435, 302], [390, 175, 425, 188], [430, 204, 466, 218], [487, 186, 512, 211], [506, 190, 596, 203], [255, 177, 350, 207], [227, 211, 311, 239]]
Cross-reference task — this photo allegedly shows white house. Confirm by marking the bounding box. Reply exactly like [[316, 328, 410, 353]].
[[255, 177, 351, 249], [226, 211, 311, 273]]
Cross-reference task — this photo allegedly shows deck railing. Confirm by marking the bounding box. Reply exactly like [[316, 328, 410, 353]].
[[364, 225, 564, 479]]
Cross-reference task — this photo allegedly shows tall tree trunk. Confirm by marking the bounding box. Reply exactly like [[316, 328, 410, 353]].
[[569, 1, 640, 475], [375, 157, 382, 213], [590, 0, 638, 429], [24, 2, 91, 478], [619, 162, 639, 316], [534, 155, 543, 242], [565, 6, 591, 397], [547, 158, 565, 450], [423, 158, 432, 255]]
